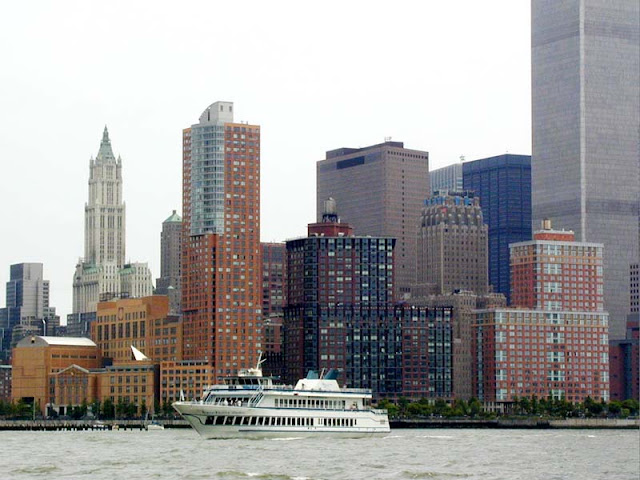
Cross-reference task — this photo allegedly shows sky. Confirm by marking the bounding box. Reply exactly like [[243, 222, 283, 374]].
[[0, 1, 532, 319]]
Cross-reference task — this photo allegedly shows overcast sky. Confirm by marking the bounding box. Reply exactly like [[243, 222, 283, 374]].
[[0, 1, 531, 319]]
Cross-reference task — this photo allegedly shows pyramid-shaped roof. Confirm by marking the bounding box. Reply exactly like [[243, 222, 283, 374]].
[[164, 210, 182, 223], [96, 126, 116, 162]]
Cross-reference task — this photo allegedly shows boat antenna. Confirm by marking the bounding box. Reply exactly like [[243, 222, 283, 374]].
[[256, 351, 265, 368]]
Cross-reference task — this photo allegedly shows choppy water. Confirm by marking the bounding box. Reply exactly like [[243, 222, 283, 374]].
[[2, 428, 638, 479]]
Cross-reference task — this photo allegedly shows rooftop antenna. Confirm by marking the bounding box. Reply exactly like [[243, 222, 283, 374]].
[[459, 155, 465, 163]]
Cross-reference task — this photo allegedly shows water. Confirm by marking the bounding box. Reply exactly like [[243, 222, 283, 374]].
[[2, 428, 638, 479]]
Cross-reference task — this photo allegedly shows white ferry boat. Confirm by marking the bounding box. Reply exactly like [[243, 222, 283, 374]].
[[172, 368, 390, 439]]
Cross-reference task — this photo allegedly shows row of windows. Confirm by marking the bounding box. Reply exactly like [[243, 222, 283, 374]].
[[274, 398, 350, 409], [51, 354, 97, 359], [204, 415, 356, 428]]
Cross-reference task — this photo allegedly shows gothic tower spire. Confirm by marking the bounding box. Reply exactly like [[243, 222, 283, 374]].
[[96, 125, 116, 161]]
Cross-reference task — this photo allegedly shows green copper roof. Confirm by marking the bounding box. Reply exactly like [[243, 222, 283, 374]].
[[96, 126, 116, 161], [164, 210, 182, 223]]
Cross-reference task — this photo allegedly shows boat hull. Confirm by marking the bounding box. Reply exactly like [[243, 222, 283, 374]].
[[173, 403, 390, 439]]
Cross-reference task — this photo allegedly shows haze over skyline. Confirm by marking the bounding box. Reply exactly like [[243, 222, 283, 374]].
[[0, 1, 531, 318]]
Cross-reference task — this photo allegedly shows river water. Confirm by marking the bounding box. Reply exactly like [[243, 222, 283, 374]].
[[2, 428, 638, 479]]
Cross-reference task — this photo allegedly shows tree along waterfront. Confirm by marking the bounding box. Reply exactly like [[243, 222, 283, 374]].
[[376, 396, 640, 420], [0, 398, 154, 421], [1, 396, 638, 421]]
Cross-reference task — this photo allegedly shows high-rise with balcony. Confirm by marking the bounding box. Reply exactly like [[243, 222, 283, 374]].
[[181, 101, 261, 376], [317, 141, 429, 298], [531, 0, 640, 338]]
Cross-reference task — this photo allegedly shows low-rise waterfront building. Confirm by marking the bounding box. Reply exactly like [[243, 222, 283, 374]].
[[91, 296, 182, 364], [159, 360, 214, 405], [96, 362, 159, 413], [49, 365, 97, 415], [473, 221, 610, 405], [412, 291, 506, 400], [0, 364, 11, 401], [473, 309, 609, 404], [11, 336, 101, 415]]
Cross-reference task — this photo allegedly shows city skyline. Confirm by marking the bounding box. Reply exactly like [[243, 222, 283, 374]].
[[0, 2, 532, 317]]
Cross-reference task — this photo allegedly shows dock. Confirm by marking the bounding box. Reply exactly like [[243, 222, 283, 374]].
[[391, 418, 640, 429], [0, 419, 190, 431]]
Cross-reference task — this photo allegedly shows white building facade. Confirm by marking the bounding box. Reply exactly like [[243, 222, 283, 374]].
[[72, 128, 152, 315]]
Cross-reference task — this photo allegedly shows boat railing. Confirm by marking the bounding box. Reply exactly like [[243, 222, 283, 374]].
[[202, 385, 372, 396], [263, 386, 372, 395], [248, 390, 265, 407], [208, 398, 251, 407], [370, 408, 388, 416]]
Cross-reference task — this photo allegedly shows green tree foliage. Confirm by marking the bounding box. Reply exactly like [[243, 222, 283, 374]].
[[102, 398, 115, 419], [621, 398, 639, 415], [468, 398, 482, 417], [433, 399, 448, 415], [14, 399, 33, 419], [162, 400, 174, 418], [376, 395, 639, 420], [90, 399, 101, 419], [376, 398, 399, 417]]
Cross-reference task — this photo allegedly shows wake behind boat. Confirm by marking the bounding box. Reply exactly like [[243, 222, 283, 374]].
[[172, 368, 390, 439]]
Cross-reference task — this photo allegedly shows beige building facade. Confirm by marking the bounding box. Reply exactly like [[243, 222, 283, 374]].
[[317, 141, 429, 297]]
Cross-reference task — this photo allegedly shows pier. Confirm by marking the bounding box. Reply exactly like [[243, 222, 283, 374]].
[[0, 419, 190, 431], [1, 418, 637, 431], [391, 418, 640, 429]]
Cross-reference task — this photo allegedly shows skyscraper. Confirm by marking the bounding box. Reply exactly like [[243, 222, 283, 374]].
[[71, 128, 153, 327], [261, 242, 286, 322], [155, 210, 182, 314], [260, 242, 286, 378], [416, 191, 489, 296], [316, 141, 430, 297], [462, 154, 532, 302], [84, 127, 126, 267], [0, 263, 59, 361], [284, 202, 452, 399], [531, 0, 640, 338], [181, 101, 261, 376], [430, 162, 463, 194]]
